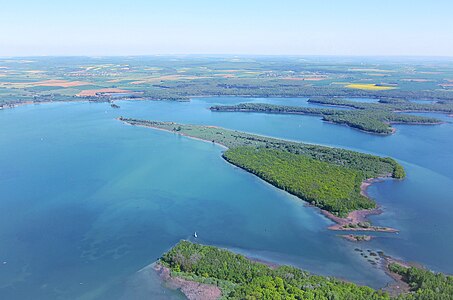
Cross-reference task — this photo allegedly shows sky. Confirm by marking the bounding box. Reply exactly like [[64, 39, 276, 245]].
[[1, 0, 452, 57]]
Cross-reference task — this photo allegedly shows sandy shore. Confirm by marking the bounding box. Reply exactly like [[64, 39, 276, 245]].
[[321, 208, 397, 232], [340, 234, 373, 242], [321, 176, 398, 233], [379, 254, 424, 297], [322, 206, 398, 232], [360, 178, 374, 197], [154, 263, 221, 300]]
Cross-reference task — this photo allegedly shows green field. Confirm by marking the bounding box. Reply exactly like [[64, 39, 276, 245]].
[[2, 56, 453, 108]]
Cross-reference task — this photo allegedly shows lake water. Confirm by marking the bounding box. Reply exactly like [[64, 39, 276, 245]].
[[408, 99, 438, 104], [344, 97, 380, 103], [200, 96, 351, 109], [0, 97, 452, 299]]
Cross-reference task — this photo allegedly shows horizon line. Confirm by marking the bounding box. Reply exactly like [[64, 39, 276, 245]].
[[2, 54, 453, 59]]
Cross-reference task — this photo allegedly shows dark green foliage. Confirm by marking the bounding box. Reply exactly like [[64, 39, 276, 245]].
[[392, 163, 406, 179], [162, 241, 389, 300], [223, 147, 374, 215], [162, 242, 453, 299], [309, 97, 453, 114], [210, 103, 442, 135], [389, 263, 453, 300]]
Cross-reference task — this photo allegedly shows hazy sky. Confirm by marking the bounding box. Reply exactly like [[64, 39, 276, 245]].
[[1, 0, 452, 57]]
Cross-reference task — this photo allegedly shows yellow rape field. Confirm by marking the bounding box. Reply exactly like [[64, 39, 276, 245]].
[[346, 83, 397, 90]]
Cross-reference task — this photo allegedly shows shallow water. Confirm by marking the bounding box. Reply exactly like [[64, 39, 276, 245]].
[[0, 97, 452, 299]]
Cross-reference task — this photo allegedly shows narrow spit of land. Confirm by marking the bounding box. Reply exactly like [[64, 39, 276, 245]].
[[210, 102, 444, 135], [120, 118, 405, 232], [157, 241, 453, 300]]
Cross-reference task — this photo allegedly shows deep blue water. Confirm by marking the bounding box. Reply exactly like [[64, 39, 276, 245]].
[[0, 97, 452, 299]]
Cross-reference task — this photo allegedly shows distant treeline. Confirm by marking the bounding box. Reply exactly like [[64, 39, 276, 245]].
[[4, 77, 453, 107], [308, 97, 453, 113], [210, 102, 442, 135], [140, 78, 453, 101]]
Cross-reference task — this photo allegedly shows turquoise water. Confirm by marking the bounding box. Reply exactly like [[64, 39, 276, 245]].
[[0, 97, 452, 299]]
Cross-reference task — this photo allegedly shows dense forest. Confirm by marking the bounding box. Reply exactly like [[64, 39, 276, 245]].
[[161, 241, 453, 300], [210, 103, 442, 135], [121, 118, 405, 216], [389, 264, 453, 300], [308, 97, 453, 113], [224, 147, 373, 215]]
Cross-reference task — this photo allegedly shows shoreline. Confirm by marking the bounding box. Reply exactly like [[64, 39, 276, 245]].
[[211, 108, 398, 136], [379, 254, 424, 297], [2, 96, 452, 116], [120, 119, 398, 233], [323, 119, 396, 135], [120, 119, 229, 150], [153, 244, 423, 299], [2, 99, 445, 137], [210, 107, 446, 135], [322, 176, 398, 232], [153, 263, 221, 300], [340, 234, 373, 242], [321, 208, 398, 233]]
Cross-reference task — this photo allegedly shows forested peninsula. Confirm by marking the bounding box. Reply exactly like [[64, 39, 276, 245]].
[[157, 241, 453, 300], [210, 101, 445, 135], [120, 118, 405, 230]]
